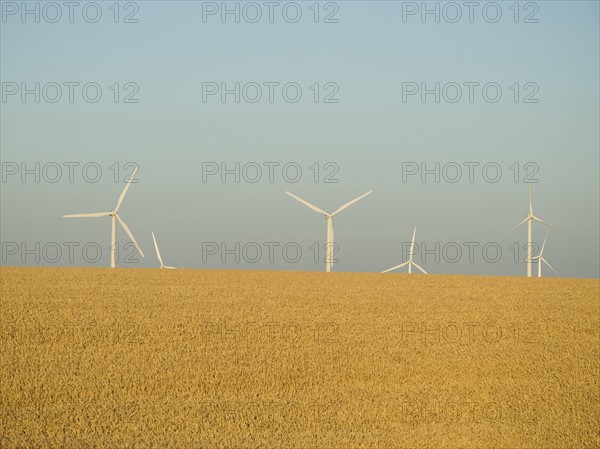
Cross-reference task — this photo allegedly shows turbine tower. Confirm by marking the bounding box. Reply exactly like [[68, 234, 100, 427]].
[[63, 167, 144, 268], [527, 232, 559, 278], [286, 190, 372, 272], [509, 184, 557, 277], [382, 226, 428, 274], [152, 232, 177, 269]]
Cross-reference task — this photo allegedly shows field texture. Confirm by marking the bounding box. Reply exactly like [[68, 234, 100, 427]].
[[1, 267, 599, 449]]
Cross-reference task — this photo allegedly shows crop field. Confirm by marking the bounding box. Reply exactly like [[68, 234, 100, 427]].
[[1, 267, 599, 449]]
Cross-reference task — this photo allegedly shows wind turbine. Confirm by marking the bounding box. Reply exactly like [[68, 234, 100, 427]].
[[382, 226, 428, 274], [152, 232, 177, 269], [526, 232, 559, 278], [63, 167, 144, 268], [509, 184, 558, 277], [286, 190, 373, 272]]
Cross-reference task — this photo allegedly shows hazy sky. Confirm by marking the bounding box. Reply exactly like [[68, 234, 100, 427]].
[[1, 1, 599, 277]]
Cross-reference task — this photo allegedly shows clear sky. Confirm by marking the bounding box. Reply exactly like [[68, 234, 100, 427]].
[[1, 1, 599, 277]]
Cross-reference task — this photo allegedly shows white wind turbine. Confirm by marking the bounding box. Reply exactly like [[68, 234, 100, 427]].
[[382, 226, 428, 274], [151, 232, 177, 269], [63, 167, 144, 268], [526, 232, 559, 278], [509, 184, 558, 277], [286, 190, 373, 272]]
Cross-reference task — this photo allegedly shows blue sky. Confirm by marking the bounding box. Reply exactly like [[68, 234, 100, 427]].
[[1, 1, 599, 277]]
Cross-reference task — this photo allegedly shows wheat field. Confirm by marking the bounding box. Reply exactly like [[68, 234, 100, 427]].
[[1, 267, 598, 448]]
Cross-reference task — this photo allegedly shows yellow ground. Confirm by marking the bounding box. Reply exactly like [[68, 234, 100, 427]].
[[1, 267, 599, 448]]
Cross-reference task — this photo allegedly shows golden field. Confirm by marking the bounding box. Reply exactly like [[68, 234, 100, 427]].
[[1, 267, 599, 449]]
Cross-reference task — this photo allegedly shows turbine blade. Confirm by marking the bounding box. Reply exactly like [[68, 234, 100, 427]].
[[332, 190, 373, 216], [115, 214, 144, 258], [508, 216, 529, 234], [63, 212, 111, 218], [151, 232, 164, 267], [413, 262, 428, 274], [532, 216, 560, 233], [539, 232, 548, 257], [115, 166, 138, 212], [164, 266, 177, 269], [542, 257, 560, 277], [406, 227, 417, 261], [528, 183, 533, 215], [286, 191, 328, 215], [382, 261, 409, 273]]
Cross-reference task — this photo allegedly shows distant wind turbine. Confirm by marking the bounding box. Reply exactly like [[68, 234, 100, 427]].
[[526, 232, 559, 278], [152, 232, 177, 269], [63, 167, 144, 268], [286, 190, 373, 272], [382, 226, 428, 274], [509, 184, 558, 277]]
